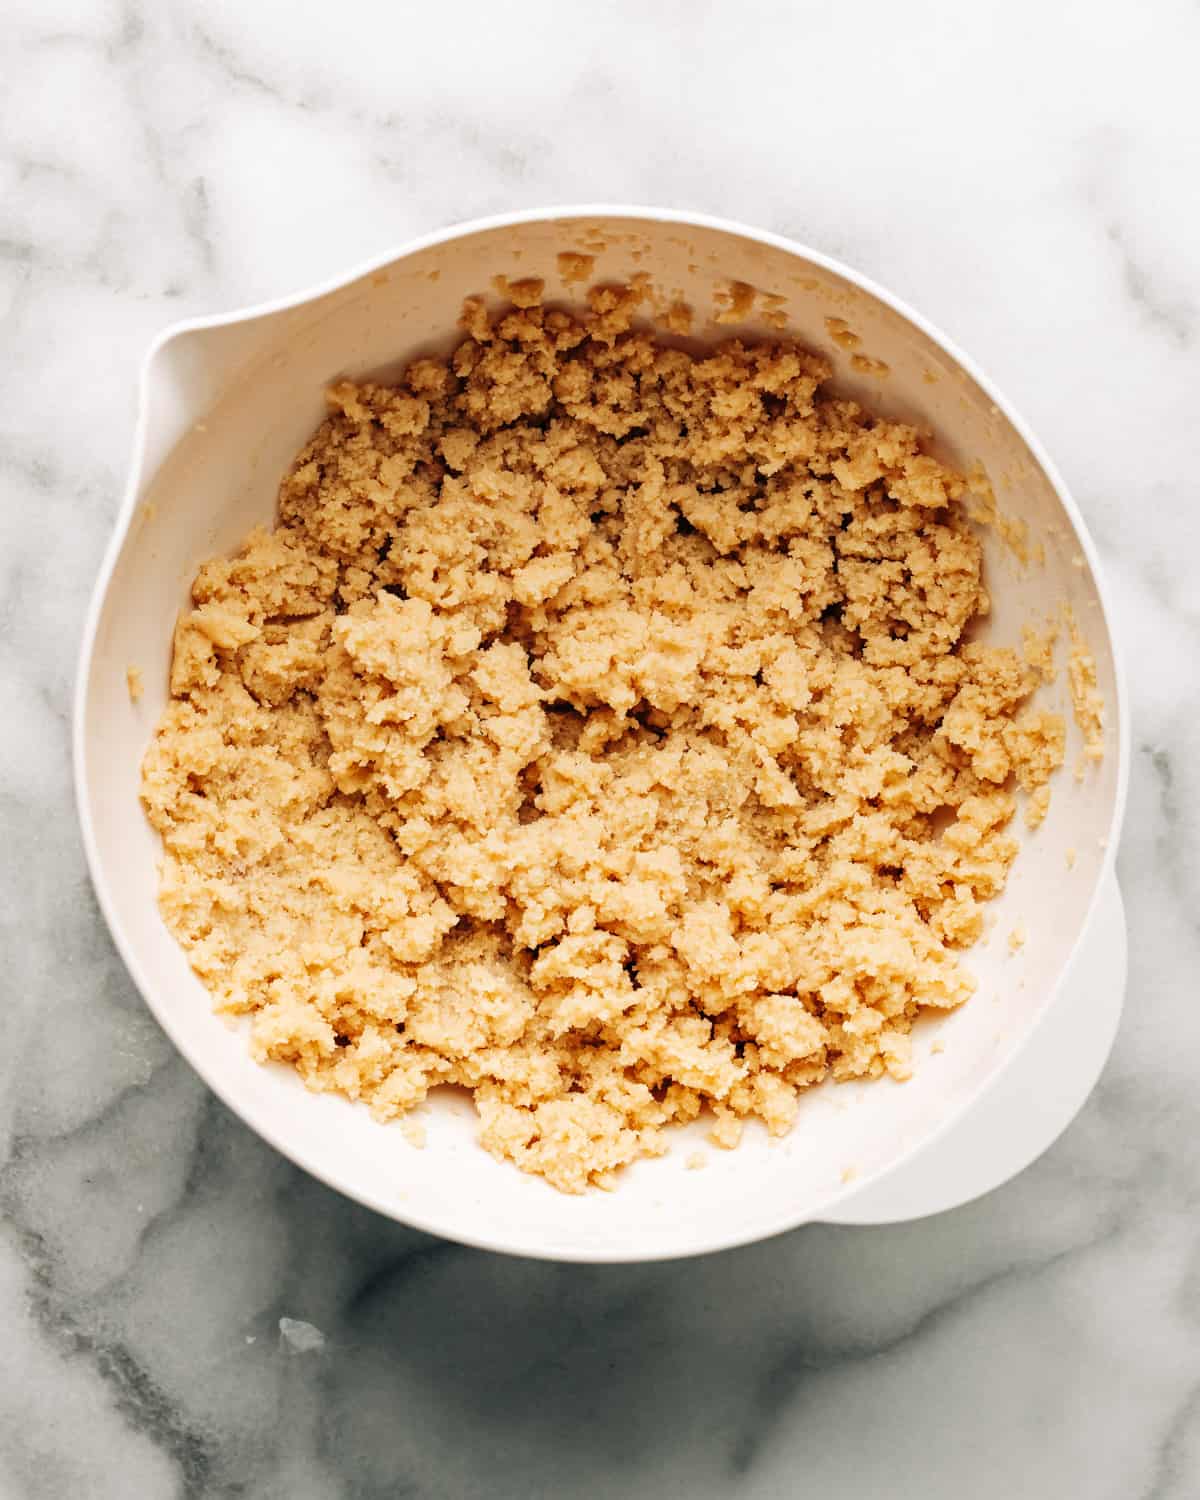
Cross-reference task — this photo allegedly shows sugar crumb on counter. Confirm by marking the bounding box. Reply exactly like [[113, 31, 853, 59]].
[[126, 665, 144, 703], [278, 1318, 325, 1355], [141, 281, 1065, 1194]]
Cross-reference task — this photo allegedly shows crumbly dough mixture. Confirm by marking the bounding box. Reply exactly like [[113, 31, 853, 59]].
[[142, 283, 1065, 1193]]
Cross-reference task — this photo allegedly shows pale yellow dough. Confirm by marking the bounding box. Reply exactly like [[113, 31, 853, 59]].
[[142, 283, 1065, 1193]]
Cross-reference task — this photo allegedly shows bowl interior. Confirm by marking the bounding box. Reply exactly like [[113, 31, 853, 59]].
[[78, 212, 1123, 1260]]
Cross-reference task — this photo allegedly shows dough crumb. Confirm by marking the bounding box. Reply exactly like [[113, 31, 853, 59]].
[[1008, 924, 1026, 953], [708, 1113, 745, 1152], [1064, 608, 1105, 763], [1065, 846, 1077, 869], [491, 275, 545, 308], [660, 299, 693, 335], [930, 1039, 946, 1055], [714, 280, 756, 323], [142, 283, 1065, 1194], [1025, 783, 1051, 830], [849, 354, 890, 378], [966, 463, 1033, 564], [685, 1152, 707, 1171], [126, 665, 143, 703], [825, 317, 861, 350], [557, 252, 595, 286], [400, 1117, 427, 1150], [1022, 620, 1059, 683], [840, 1165, 858, 1184]]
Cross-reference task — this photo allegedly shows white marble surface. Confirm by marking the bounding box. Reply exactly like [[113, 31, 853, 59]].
[[2, 1, 1198, 1494]]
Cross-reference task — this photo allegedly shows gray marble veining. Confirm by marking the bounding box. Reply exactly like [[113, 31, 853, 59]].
[[2, 1, 1198, 1495]]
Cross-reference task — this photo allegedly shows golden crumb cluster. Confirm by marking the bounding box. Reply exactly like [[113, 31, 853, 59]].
[[142, 282, 1064, 1193]]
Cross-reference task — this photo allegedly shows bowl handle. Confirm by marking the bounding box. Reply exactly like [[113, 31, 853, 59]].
[[820, 873, 1126, 1226]]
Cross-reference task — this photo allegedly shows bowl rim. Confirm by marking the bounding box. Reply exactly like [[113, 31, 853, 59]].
[[72, 203, 1132, 1262]]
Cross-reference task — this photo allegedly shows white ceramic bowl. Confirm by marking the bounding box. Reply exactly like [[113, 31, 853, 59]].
[[74, 207, 1128, 1261]]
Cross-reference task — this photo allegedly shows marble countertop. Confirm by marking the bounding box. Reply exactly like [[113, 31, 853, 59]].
[[3, 1, 1198, 1495]]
